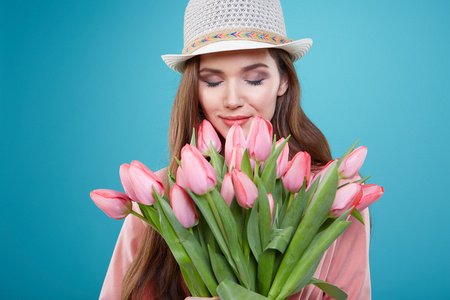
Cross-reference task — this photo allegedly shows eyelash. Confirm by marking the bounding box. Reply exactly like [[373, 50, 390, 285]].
[[205, 81, 222, 87], [204, 79, 264, 87], [247, 79, 263, 86]]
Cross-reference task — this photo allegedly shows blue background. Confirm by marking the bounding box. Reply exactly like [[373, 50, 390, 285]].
[[1, 0, 449, 299]]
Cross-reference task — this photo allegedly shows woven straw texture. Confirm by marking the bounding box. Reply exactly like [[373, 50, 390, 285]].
[[183, 0, 288, 50]]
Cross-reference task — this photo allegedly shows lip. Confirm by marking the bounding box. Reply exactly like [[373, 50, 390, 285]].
[[221, 116, 251, 127]]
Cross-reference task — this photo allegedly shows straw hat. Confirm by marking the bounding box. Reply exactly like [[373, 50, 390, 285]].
[[161, 0, 312, 73]]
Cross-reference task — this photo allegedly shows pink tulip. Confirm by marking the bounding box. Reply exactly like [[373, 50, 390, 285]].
[[339, 146, 367, 179], [275, 138, 289, 178], [282, 151, 311, 192], [356, 184, 384, 211], [228, 144, 245, 173], [330, 183, 363, 217], [119, 163, 138, 202], [90, 189, 132, 220], [225, 124, 246, 166], [267, 193, 274, 226], [197, 119, 222, 157], [170, 183, 199, 228], [311, 159, 338, 186], [220, 173, 235, 206], [247, 116, 273, 162], [231, 169, 258, 209], [180, 144, 217, 195], [129, 160, 164, 205], [176, 166, 186, 188]]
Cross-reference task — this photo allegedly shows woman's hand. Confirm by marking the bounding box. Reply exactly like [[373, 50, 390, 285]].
[[185, 297, 220, 300]]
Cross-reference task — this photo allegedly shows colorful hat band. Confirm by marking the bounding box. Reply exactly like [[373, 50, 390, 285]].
[[182, 28, 293, 54]]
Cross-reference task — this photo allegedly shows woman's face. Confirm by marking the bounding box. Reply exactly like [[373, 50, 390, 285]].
[[198, 49, 288, 138]]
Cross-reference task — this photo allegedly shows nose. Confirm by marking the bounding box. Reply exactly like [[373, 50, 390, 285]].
[[223, 81, 244, 109]]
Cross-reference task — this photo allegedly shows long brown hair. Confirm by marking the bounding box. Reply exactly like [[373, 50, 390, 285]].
[[121, 49, 332, 299]]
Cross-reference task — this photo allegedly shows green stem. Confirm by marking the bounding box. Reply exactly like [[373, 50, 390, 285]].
[[243, 209, 252, 265], [130, 210, 149, 223], [287, 192, 295, 210], [254, 161, 260, 180], [206, 192, 229, 246]]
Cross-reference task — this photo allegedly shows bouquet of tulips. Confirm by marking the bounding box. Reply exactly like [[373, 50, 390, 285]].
[[91, 116, 383, 300]]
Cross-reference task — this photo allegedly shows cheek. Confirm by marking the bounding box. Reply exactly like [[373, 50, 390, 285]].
[[250, 89, 278, 119]]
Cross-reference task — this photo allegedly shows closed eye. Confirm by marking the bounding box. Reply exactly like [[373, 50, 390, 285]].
[[202, 80, 222, 87], [247, 79, 264, 86]]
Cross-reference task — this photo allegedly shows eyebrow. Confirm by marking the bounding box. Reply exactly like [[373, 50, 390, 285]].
[[199, 63, 269, 74]]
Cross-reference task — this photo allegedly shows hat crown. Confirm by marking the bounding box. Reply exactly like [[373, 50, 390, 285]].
[[183, 0, 288, 49]]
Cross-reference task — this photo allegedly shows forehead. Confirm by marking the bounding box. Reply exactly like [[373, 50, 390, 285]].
[[198, 49, 278, 72]]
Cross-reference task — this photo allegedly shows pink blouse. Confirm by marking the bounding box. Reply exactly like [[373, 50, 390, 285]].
[[100, 170, 371, 300]]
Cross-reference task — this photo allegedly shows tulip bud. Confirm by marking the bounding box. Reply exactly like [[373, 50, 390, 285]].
[[176, 166, 186, 188], [310, 159, 338, 186], [170, 183, 199, 228], [220, 173, 235, 206], [275, 138, 289, 178], [247, 116, 273, 162], [225, 125, 246, 166], [339, 146, 367, 179], [129, 160, 165, 205], [228, 144, 245, 173], [267, 193, 274, 226], [282, 151, 311, 192], [231, 169, 258, 209], [90, 189, 132, 220], [180, 144, 217, 195], [119, 163, 138, 202], [330, 183, 363, 217], [356, 184, 384, 211], [197, 119, 222, 157]]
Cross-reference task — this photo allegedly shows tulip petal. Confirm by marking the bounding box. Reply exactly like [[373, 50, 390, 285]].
[[119, 163, 138, 201], [356, 184, 384, 211], [170, 184, 199, 228], [90, 189, 132, 220], [197, 119, 222, 157], [225, 125, 246, 166], [247, 116, 273, 162], [338, 146, 367, 179], [129, 161, 164, 205]]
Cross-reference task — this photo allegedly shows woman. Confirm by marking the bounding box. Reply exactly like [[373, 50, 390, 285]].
[[100, 0, 371, 299]]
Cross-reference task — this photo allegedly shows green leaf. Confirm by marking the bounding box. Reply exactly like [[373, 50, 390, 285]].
[[351, 208, 365, 225], [257, 249, 276, 296], [217, 279, 270, 300], [353, 175, 371, 184], [180, 265, 210, 297], [155, 197, 208, 296], [156, 194, 218, 296], [241, 148, 253, 180], [264, 226, 294, 253], [247, 199, 262, 262], [230, 198, 244, 245], [210, 142, 225, 189], [268, 161, 339, 299], [137, 203, 160, 233], [190, 128, 196, 147], [260, 136, 290, 194], [276, 219, 351, 300], [167, 167, 176, 188], [280, 184, 307, 230], [208, 245, 238, 284], [209, 189, 251, 288], [255, 176, 271, 249], [188, 191, 238, 275], [308, 278, 348, 300]]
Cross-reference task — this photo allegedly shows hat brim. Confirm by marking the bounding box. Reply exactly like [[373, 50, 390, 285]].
[[161, 38, 313, 73]]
